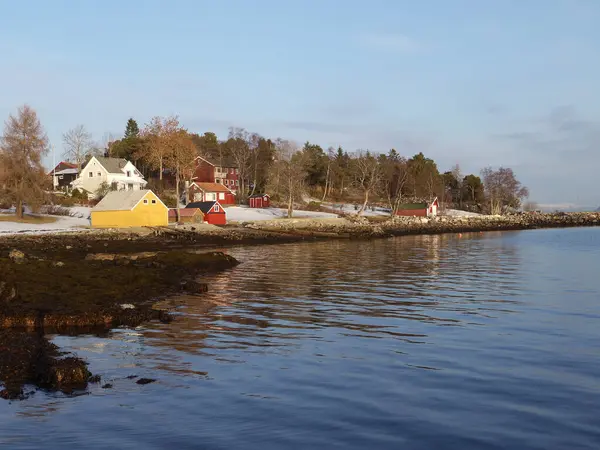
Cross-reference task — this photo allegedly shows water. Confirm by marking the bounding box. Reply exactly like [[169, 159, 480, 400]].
[[2, 228, 600, 449]]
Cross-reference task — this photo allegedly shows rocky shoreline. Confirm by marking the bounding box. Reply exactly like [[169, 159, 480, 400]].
[[0, 243, 240, 399]]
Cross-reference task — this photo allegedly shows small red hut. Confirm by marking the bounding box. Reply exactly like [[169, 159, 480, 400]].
[[248, 194, 270, 208], [395, 198, 439, 217], [185, 201, 226, 225]]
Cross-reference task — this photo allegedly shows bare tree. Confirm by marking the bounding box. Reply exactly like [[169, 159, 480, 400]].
[[381, 153, 409, 216], [141, 116, 196, 221], [0, 105, 49, 218], [321, 147, 334, 202], [63, 124, 92, 167], [481, 167, 529, 214], [139, 116, 180, 180], [269, 139, 306, 218], [227, 127, 252, 200], [353, 151, 382, 215]]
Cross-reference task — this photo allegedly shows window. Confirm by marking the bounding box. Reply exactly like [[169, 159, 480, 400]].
[[128, 183, 133, 190], [218, 193, 225, 200], [151, 199, 156, 204], [143, 199, 148, 204], [127, 171, 131, 177], [89, 172, 93, 177], [223, 179, 228, 186], [214, 204, 220, 212], [235, 180, 239, 186], [230, 168, 234, 174], [97, 172, 101, 177], [58, 175, 64, 179], [235, 168, 239, 174], [215, 178, 221, 184]]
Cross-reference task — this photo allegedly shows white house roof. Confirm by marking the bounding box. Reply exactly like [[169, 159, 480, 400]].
[[93, 190, 158, 212]]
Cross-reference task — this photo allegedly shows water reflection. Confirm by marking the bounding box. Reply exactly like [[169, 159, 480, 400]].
[[140, 233, 523, 371]]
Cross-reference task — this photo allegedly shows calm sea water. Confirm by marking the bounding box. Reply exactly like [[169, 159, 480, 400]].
[[1, 228, 600, 449]]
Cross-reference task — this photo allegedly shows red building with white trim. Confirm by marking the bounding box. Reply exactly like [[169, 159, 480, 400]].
[[188, 182, 236, 205], [191, 156, 239, 194]]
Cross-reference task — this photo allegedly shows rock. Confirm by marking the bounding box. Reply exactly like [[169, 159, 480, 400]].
[[180, 280, 208, 294], [52, 261, 65, 267], [120, 303, 135, 309], [0, 281, 18, 302], [101, 383, 113, 389], [9, 249, 26, 264], [136, 378, 156, 385], [65, 245, 73, 250], [88, 374, 101, 383]]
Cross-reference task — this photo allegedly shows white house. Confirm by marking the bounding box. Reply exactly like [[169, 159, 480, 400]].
[[71, 156, 147, 197]]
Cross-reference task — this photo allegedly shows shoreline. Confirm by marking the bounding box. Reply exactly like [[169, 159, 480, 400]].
[[1, 211, 599, 399]]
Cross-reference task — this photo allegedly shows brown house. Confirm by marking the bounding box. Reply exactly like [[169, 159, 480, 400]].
[[191, 156, 239, 193]]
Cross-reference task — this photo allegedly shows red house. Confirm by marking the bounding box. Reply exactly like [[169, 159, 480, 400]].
[[395, 198, 439, 217], [190, 156, 239, 194], [188, 182, 236, 205], [248, 194, 271, 208], [185, 201, 226, 225]]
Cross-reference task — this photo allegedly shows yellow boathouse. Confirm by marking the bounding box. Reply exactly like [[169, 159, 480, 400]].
[[90, 189, 168, 228]]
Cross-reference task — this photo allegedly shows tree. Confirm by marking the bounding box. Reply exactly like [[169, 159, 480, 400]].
[[406, 152, 440, 199], [226, 127, 252, 200], [268, 139, 307, 218], [462, 174, 485, 206], [139, 116, 180, 180], [380, 149, 409, 216], [352, 151, 382, 215], [523, 201, 539, 212], [0, 105, 49, 218], [124, 118, 139, 139], [63, 124, 92, 167], [481, 167, 529, 214], [140, 116, 196, 221]]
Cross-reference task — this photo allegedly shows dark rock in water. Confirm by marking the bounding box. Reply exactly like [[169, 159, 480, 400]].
[[180, 280, 208, 294], [88, 374, 101, 383], [136, 378, 156, 385], [101, 383, 113, 389], [126, 375, 138, 379]]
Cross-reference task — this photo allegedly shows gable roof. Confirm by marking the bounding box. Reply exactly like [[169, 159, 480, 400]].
[[93, 190, 165, 212], [186, 201, 223, 214], [53, 168, 79, 176], [93, 156, 129, 174], [190, 182, 233, 193], [248, 193, 270, 198], [48, 161, 78, 175], [168, 208, 203, 218], [397, 203, 428, 210]]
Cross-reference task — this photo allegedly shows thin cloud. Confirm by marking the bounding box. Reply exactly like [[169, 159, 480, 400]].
[[358, 33, 420, 53]]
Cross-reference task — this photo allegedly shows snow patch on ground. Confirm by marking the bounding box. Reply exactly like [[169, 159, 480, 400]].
[[0, 206, 92, 235], [226, 206, 339, 222], [443, 209, 483, 217], [322, 203, 391, 217]]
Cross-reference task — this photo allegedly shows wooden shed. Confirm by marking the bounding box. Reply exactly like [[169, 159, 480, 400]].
[[185, 201, 226, 225], [248, 194, 270, 208], [395, 198, 439, 217], [91, 190, 168, 228], [168, 208, 203, 223]]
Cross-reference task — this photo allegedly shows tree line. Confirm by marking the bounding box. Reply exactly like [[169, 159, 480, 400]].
[[0, 104, 530, 218]]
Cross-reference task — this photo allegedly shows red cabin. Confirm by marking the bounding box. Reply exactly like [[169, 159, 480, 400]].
[[185, 201, 226, 225], [395, 198, 439, 217], [248, 194, 270, 208], [188, 182, 236, 205]]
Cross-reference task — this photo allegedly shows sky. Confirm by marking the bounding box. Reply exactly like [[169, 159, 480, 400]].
[[1, 0, 599, 209]]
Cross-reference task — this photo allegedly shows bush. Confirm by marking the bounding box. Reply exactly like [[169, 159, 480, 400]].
[[41, 205, 76, 217], [160, 195, 177, 208], [304, 201, 322, 211]]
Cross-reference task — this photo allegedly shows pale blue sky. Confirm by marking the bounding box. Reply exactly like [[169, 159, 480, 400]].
[[1, 0, 599, 207]]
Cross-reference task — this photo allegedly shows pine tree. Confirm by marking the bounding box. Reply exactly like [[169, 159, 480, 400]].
[[124, 118, 139, 139]]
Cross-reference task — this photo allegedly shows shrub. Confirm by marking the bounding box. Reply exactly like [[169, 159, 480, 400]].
[[160, 195, 177, 208], [305, 201, 322, 211], [41, 205, 76, 216]]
